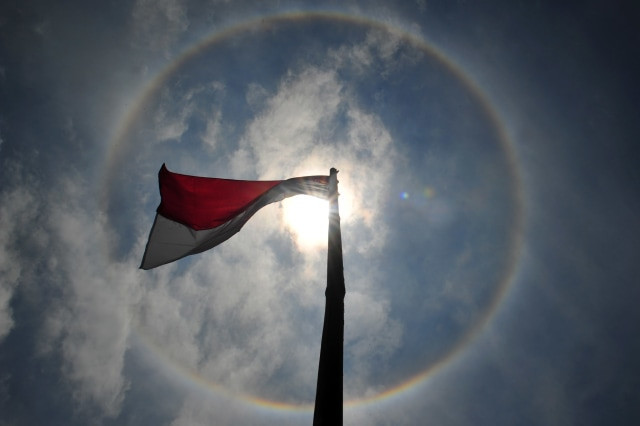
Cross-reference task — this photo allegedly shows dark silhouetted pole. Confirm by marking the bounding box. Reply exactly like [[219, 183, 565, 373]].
[[313, 168, 345, 425]]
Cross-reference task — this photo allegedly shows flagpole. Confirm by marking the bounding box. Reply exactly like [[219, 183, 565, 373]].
[[313, 167, 345, 425]]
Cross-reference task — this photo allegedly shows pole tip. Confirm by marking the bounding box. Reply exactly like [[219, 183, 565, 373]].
[[330, 167, 338, 175]]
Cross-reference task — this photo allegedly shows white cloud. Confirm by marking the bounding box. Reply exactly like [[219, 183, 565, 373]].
[[55, 27, 411, 422], [233, 67, 344, 179], [328, 42, 374, 74], [234, 66, 397, 252], [0, 164, 142, 418], [327, 28, 409, 77], [136, 209, 326, 401], [36, 177, 142, 417], [131, 0, 189, 53], [245, 82, 270, 110], [201, 109, 222, 150], [0, 175, 40, 341], [344, 289, 403, 397], [0, 28, 412, 424], [154, 100, 191, 142], [194, 40, 403, 399], [170, 391, 305, 426], [154, 82, 225, 144]]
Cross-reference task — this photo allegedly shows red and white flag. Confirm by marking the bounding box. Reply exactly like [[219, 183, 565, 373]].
[[140, 164, 330, 269]]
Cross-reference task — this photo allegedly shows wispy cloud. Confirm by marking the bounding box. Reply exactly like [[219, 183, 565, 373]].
[[131, 0, 189, 54], [0, 168, 41, 341], [132, 35, 410, 425], [0, 166, 139, 417], [39, 178, 141, 417], [153, 81, 226, 145]]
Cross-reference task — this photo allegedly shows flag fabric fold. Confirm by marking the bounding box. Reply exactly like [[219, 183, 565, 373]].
[[140, 164, 329, 269]]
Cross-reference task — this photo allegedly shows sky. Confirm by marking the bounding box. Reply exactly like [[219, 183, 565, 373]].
[[1, 1, 639, 425]]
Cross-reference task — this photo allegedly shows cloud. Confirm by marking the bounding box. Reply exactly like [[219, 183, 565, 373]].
[[153, 86, 197, 142], [245, 82, 270, 110], [153, 81, 226, 145], [327, 28, 412, 77], [345, 289, 403, 397], [221, 41, 402, 397], [92, 20, 525, 424], [131, 0, 189, 53], [170, 391, 307, 426], [136, 209, 326, 402], [130, 35, 409, 412], [201, 109, 222, 150], [232, 67, 344, 178], [0, 164, 144, 418], [32, 176, 143, 418], [234, 65, 397, 254], [0, 168, 41, 341]]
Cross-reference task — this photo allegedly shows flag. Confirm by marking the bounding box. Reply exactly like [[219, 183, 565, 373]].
[[140, 164, 330, 269]]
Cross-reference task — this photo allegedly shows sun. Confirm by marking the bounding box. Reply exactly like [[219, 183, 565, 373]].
[[282, 195, 329, 249], [281, 170, 354, 250]]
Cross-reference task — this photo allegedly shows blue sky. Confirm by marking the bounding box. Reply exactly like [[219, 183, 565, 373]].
[[1, 1, 639, 425]]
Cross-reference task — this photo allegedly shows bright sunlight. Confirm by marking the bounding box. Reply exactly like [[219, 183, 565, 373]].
[[282, 195, 329, 249], [281, 169, 354, 251]]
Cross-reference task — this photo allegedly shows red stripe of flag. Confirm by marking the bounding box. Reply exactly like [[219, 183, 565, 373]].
[[158, 164, 282, 230]]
